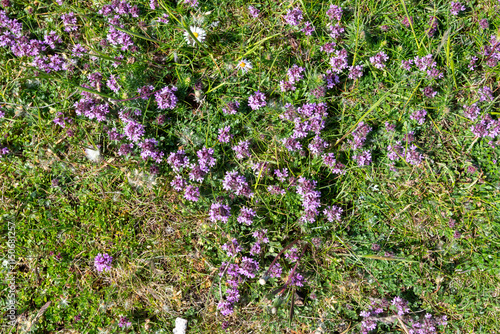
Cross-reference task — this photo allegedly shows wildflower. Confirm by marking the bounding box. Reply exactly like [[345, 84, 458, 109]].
[[252, 229, 269, 243], [209, 202, 231, 223], [183, 26, 206, 46], [301, 21, 315, 35], [285, 247, 299, 263], [308, 135, 329, 156], [236, 59, 252, 73], [218, 126, 232, 143], [414, 54, 436, 71], [410, 109, 427, 125], [166, 150, 189, 172], [269, 262, 282, 278], [222, 239, 242, 257], [478, 86, 494, 102], [222, 101, 240, 115], [250, 242, 261, 255], [353, 150, 372, 166], [450, 2, 466, 15], [237, 206, 256, 225], [267, 185, 286, 195], [297, 177, 321, 223], [401, 59, 413, 71], [369, 51, 389, 69], [468, 56, 478, 71], [184, 185, 200, 202], [71, 44, 87, 57], [222, 170, 253, 197], [427, 68, 444, 79], [197, 147, 216, 172], [287, 64, 305, 84], [248, 6, 260, 18], [118, 144, 133, 156], [320, 42, 336, 54], [427, 16, 438, 37], [284, 7, 303, 26], [94, 253, 112, 272], [323, 205, 343, 222], [288, 271, 305, 287], [273, 168, 288, 182], [137, 85, 154, 100], [328, 23, 344, 39], [225, 287, 240, 304], [248, 90, 266, 110], [183, 0, 199, 8], [232, 140, 251, 159], [391, 296, 410, 316], [348, 65, 364, 79], [155, 86, 178, 110], [188, 164, 206, 183], [329, 49, 349, 73], [138, 138, 164, 163], [479, 19, 489, 30], [44, 31, 62, 49], [106, 74, 120, 93], [402, 16, 413, 28], [106, 26, 134, 51], [217, 300, 234, 316], [404, 145, 423, 165], [387, 143, 403, 161], [324, 70, 340, 89], [385, 122, 396, 132], [239, 257, 259, 278], [157, 13, 169, 24], [349, 122, 372, 150], [61, 12, 78, 32], [170, 175, 186, 191], [326, 5, 343, 21], [423, 86, 437, 98], [118, 316, 132, 328], [463, 103, 481, 121]]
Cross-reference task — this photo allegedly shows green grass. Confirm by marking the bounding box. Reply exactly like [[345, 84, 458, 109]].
[[1, 0, 500, 333]]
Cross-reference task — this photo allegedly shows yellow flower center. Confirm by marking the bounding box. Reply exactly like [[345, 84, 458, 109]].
[[193, 32, 199, 38], [239, 62, 246, 68]]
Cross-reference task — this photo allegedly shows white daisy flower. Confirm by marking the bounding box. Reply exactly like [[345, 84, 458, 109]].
[[183, 26, 206, 46], [237, 59, 252, 73]]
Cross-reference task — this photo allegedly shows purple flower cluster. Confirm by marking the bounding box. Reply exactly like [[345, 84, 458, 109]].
[[328, 23, 344, 39], [329, 49, 349, 73], [288, 270, 305, 287], [410, 109, 427, 125], [248, 6, 260, 18], [353, 150, 372, 166], [197, 147, 216, 172], [32, 54, 73, 73], [107, 26, 134, 51], [320, 42, 336, 54], [139, 138, 164, 163], [170, 175, 186, 191], [232, 140, 251, 159], [285, 247, 299, 262], [53, 112, 72, 128], [183, 185, 200, 202], [61, 12, 78, 32], [324, 70, 340, 89], [296, 177, 321, 223], [414, 54, 436, 71], [248, 91, 266, 110], [321, 152, 345, 174], [326, 5, 343, 21], [106, 74, 120, 93], [423, 86, 437, 98], [280, 64, 305, 92], [450, 2, 466, 15], [283, 7, 303, 26], [308, 135, 329, 156], [348, 65, 364, 79], [155, 86, 178, 110], [44, 31, 62, 49], [463, 103, 481, 121], [370, 51, 389, 69], [0, 147, 9, 157], [427, 16, 438, 37], [267, 185, 286, 196], [478, 86, 494, 102], [273, 168, 288, 182], [471, 114, 500, 138], [222, 170, 253, 198], [94, 253, 112, 272], [167, 150, 189, 172], [222, 101, 240, 115], [237, 206, 256, 225], [137, 85, 154, 99], [74, 98, 110, 122], [218, 126, 232, 143], [118, 316, 132, 328], [222, 239, 241, 257], [323, 205, 342, 222], [209, 202, 231, 223], [188, 164, 206, 182], [349, 122, 372, 150], [404, 145, 424, 165], [72, 44, 87, 57]]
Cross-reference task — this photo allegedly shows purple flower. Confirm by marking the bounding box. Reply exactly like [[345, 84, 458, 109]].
[[427, 68, 444, 80], [53, 112, 71, 128], [387, 143, 403, 161], [250, 242, 261, 255], [402, 16, 413, 28], [369, 51, 389, 69], [478, 86, 494, 102], [450, 2, 466, 15], [349, 122, 372, 150], [287, 64, 305, 84], [301, 21, 315, 35], [237, 206, 256, 225], [410, 109, 427, 125], [118, 143, 133, 156], [170, 175, 186, 191], [44, 31, 62, 49], [183, 0, 199, 8], [217, 300, 234, 316], [155, 86, 178, 109], [0, 147, 9, 157], [322, 152, 336, 167], [423, 86, 437, 98], [248, 6, 260, 18], [248, 91, 266, 110], [72, 44, 87, 57], [252, 229, 269, 243], [479, 19, 489, 30], [197, 147, 216, 172], [391, 296, 410, 316], [269, 262, 282, 278], [284, 7, 303, 26], [137, 85, 154, 100], [232, 140, 251, 159], [118, 316, 132, 328], [324, 205, 343, 222], [106, 75, 120, 93], [222, 239, 242, 257], [320, 42, 336, 54], [297, 177, 321, 223], [188, 164, 206, 183], [138, 138, 164, 162], [239, 257, 259, 278], [308, 135, 329, 156], [222, 170, 253, 197], [401, 59, 413, 71], [463, 103, 481, 121], [273, 168, 288, 182], [469, 56, 478, 71], [385, 122, 396, 132], [184, 185, 200, 202], [225, 287, 240, 304], [288, 271, 305, 287], [209, 202, 231, 223], [61, 12, 78, 32], [94, 253, 112, 272], [353, 150, 372, 166], [285, 247, 299, 263], [326, 5, 343, 21], [348, 65, 364, 79], [414, 54, 436, 71], [427, 16, 438, 37], [222, 101, 240, 115], [167, 150, 189, 172], [404, 145, 423, 165], [328, 23, 344, 39], [123, 119, 144, 142], [218, 126, 232, 143]]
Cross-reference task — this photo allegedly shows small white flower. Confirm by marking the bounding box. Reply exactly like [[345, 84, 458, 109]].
[[237, 59, 252, 73], [183, 26, 206, 46]]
